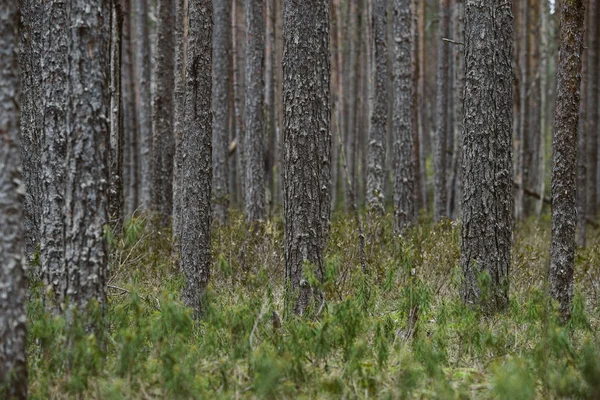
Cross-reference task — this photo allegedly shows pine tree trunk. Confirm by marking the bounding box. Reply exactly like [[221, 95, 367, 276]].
[[433, 0, 450, 221], [550, 0, 585, 323], [515, 0, 528, 220], [244, 0, 266, 221], [172, 0, 187, 243], [576, 0, 588, 247], [180, 0, 212, 316], [213, 0, 232, 224], [283, 0, 330, 315], [461, 0, 513, 313], [586, 0, 599, 220], [232, 0, 246, 207], [63, 0, 111, 310], [392, 0, 415, 233], [367, 0, 388, 214], [19, 0, 43, 263], [109, 2, 124, 230], [265, 0, 277, 213], [135, 0, 153, 207], [151, 0, 175, 223], [0, 4, 28, 397], [417, 0, 427, 212]]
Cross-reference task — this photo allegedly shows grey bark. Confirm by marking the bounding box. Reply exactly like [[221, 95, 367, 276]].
[[109, 2, 124, 230], [461, 0, 513, 312], [233, 0, 247, 207], [576, 0, 588, 247], [416, 0, 427, 211], [172, 0, 187, 242], [367, 0, 388, 214], [265, 0, 276, 212], [19, 0, 43, 263], [63, 0, 111, 310], [586, 0, 598, 220], [135, 0, 153, 207], [213, 0, 232, 223], [244, 0, 266, 221], [151, 0, 175, 222], [392, 0, 415, 233], [283, 0, 330, 315], [550, 0, 585, 322], [180, 0, 212, 315], [433, 0, 450, 221], [0, 3, 28, 398], [515, 0, 528, 220]]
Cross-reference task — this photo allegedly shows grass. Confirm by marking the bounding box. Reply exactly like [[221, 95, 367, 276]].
[[26, 210, 600, 399]]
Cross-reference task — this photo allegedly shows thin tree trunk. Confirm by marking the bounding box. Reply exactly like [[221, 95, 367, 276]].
[[283, 0, 330, 315], [213, 0, 232, 224], [232, 0, 246, 207], [244, 0, 266, 221], [367, 0, 388, 214], [417, 0, 427, 212], [576, 0, 588, 247], [64, 0, 111, 310], [550, 0, 585, 323], [135, 0, 153, 207], [180, 0, 212, 316], [109, 2, 124, 230], [515, 0, 528, 220], [461, 0, 513, 313], [151, 0, 175, 223], [537, 0, 549, 217], [393, 0, 416, 233], [330, 0, 341, 213], [0, 3, 28, 397], [433, 0, 450, 221], [411, 0, 422, 212], [172, 0, 187, 241], [265, 0, 276, 214], [586, 0, 599, 220]]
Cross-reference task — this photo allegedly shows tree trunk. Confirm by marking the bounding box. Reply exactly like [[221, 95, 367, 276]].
[[550, 0, 585, 323], [367, 0, 388, 214], [244, 0, 266, 221], [19, 0, 43, 263], [586, 0, 599, 220], [63, 0, 111, 310], [233, 0, 247, 208], [515, 0, 528, 220], [135, 0, 153, 207], [392, 0, 415, 233], [577, 0, 588, 247], [433, 0, 450, 221], [172, 0, 187, 243], [151, 0, 175, 223], [0, 3, 28, 397], [265, 0, 277, 214], [461, 0, 513, 313], [283, 0, 330, 315], [180, 0, 212, 316], [416, 0, 427, 211], [213, 0, 232, 223], [109, 2, 124, 230]]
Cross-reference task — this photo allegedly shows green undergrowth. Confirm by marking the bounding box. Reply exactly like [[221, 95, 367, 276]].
[[27, 210, 600, 399]]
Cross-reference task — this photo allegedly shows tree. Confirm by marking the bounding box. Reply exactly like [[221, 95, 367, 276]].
[[63, 0, 111, 309], [433, 0, 450, 222], [586, 0, 598, 220], [0, 3, 28, 397], [392, 0, 415, 232], [461, 0, 513, 312], [283, 0, 330, 315], [245, 0, 266, 221], [576, 0, 588, 247], [367, 0, 388, 214], [213, 0, 232, 224], [549, 0, 585, 322], [180, 0, 213, 315], [135, 0, 153, 207], [151, 0, 175, 222]]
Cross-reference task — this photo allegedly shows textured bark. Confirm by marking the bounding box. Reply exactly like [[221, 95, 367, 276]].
[[122, 0, 140, 217], [461, 0, 513, 312], [63, 0, 111, 310], [330, 0, 341, 211], [0, 4, 28, 398], [265, 0, 276, 212], [232, 0, 246, 205], [515, 0, 528, 220], [576, 0, 588, 247], [433, 0, 450, 221], [172, 0, 187, 241], [586, 0, 598, 219], [537, 0, 549, 216], [367, 0, 388, 214], [411, 0, 422, 212], [392, 0, 415, 233], [39, 0, 68, 301], [345, 3, 360, 210], [416, 0, 427, 211], [135, 0, 153, 207], [283, 0, 330, 315], [109, 2, 124, 229], [550, 0, 585, 322], [180, 0, 212, 315], [19, 0, 43, 263], [213, 0, 232, 223], [244, 0, 266, 221], [151, 0, 175, 222]]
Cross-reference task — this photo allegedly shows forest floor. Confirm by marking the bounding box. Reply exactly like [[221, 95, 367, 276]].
[[27, 210, 600, 399]]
